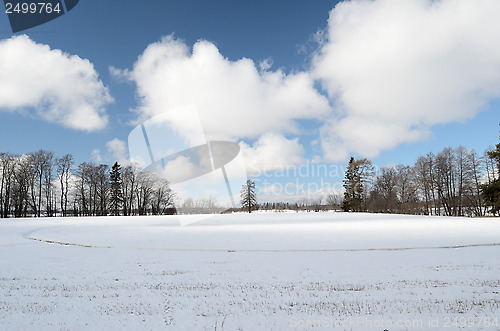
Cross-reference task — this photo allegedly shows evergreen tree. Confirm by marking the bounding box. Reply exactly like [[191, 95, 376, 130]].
[[342, 157, 374, 212], [487, 139, 500, 172], [240, 179, 257, 213], [481, 128, 500, 215], [109, 162, 123, 216], [481, 180, 500, 216], [342, 157, 361, 212]]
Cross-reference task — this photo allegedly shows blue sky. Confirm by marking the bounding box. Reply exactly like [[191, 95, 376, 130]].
[[0, 0, 499, 202], [0, 0, 336, 161]]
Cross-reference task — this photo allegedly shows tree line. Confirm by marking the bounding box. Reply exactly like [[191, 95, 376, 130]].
[[3, 132, 499, 218], [342, 141, 500, 217], [0, 150, 175, 218]]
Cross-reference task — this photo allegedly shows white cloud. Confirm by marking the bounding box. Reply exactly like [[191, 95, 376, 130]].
[[90, 139, 129, 166], [106, 138, 129, 165], [313, 0, 500, 161], [0, 35, 112, 131], [258, 57, 273, 71], [91, 149, 102, 163], [117, 35, 330, 142], [239, 133, 304, 177], [163, 155, 200, 184], [109, 66, 130, 82]]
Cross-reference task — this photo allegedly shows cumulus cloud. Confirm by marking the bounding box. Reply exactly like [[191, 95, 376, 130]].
[[106, 138, 129, 165], [314, 0, 500, 161], [116, 35, 330, 143], [163, 155, 201, 184], [0, 35, 112, 131], [91, 149, 102, 163], [258, 58, 273, 71], [90, 139, 129, 165], [239, 133, 304, 176]]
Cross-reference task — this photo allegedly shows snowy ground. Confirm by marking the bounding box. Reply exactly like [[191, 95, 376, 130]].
[[0, 212, 499, 330]]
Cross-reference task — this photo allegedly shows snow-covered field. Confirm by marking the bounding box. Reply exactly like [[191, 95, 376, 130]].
[[0, 212, 499, 330]]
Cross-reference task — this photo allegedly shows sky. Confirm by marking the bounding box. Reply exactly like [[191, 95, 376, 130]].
[[0, 0, 499, 203]]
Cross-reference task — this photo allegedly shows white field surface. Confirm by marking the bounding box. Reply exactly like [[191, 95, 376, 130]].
[[0, 212, 499, 331]]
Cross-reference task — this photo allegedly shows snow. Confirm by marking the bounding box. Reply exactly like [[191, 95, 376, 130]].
[[0, 212, 499, 330]]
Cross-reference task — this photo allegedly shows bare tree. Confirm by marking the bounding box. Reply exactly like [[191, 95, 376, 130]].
[[122, 164, 139, 216], [484, 146, 498, 184], [27, 150, 55, 217], [74, 163, 85, 216], [136, 171, 155, 215], [326, 193, 342, 210], [150, 176, 175, 215], [0, 153, 16, 218], [12, 156, 32, 217], [42, 152, 56, 217], [74, 162, 94, 216], [395, 165, 418, 214], [372, 166, 398, 213], [96, 164, 109, 216], [57, 154, 73, 217], [465, 149, 485, 216], [414, 155, 432, 215], [433, 148, 457, 216]]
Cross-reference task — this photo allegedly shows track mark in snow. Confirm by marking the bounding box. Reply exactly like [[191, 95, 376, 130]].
[[28, 237, 500, 252]]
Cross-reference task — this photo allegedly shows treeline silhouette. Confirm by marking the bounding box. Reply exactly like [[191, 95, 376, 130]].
[[0, 151, 175, 218], [341, 145, 499, 217]]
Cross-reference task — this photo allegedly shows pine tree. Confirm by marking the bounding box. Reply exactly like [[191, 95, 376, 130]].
[[342, 157, 361, 212], [481, 127, 500, 216], [240, 179, 257, 213], [109, 162, 123, 216], [342, 157, 374, 212], [487, 139, 500, 173]]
